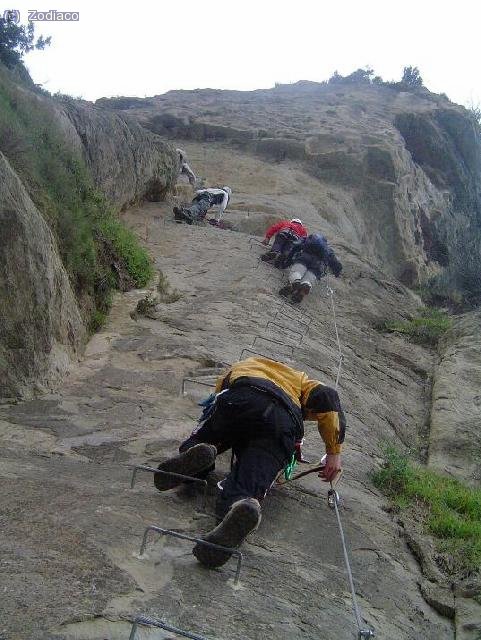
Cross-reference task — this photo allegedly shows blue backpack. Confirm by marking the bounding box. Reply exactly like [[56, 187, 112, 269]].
[[304, 234, 329, 258]]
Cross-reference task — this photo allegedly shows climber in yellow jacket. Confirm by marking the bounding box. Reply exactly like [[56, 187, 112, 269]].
[[154, 356, 346, 569]]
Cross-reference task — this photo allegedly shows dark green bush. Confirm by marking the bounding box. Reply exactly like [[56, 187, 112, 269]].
[[382, 307, 452, 346], [0, 12, 50, 69]]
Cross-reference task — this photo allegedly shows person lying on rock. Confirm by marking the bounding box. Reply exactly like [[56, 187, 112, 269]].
[[176, 148, 197, 186], [261, 218, 308, 267], [279, 233, 342, 304], [173, 186, 232, 225], [154, 355, 346, 568]]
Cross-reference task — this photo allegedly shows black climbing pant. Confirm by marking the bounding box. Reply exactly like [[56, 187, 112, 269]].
[[184, 193, 212, 221], [179, 386, 297, 518]]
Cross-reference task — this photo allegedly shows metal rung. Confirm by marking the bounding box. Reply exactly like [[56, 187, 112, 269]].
[[129, 614, 211, 640], [181, 377, 216, 395], [239, 348, 283, 362], [139, 525, 243, 585], [359, 630, 375, 639], [190, 368, 224, 377], [253, 336, 294, 356], [278, 303, 312, 322], [266, 321, 306, 340], [274, 310, 311, 330], [129, 465, 208, 511]]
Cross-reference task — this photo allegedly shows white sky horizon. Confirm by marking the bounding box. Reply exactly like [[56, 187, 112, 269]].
[[9, 0, 481, 109]]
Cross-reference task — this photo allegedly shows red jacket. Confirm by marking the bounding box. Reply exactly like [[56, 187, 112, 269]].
[[265, 220, 308, 241]]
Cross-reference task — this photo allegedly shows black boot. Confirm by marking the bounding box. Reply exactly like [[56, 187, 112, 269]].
[[261, 250, 278, 263], [279, 282, 295, 298], [291, 282, 311, 304], [173, 206, 184, 223], [154, 443, 217, 491], [192, 498, 261, 567]]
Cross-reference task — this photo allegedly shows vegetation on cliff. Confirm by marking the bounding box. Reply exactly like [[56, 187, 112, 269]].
[[373, 446, 481, 573], [382, 307, 452, 346], [0, 64, 153, 330], [0, 11, 50, 69]]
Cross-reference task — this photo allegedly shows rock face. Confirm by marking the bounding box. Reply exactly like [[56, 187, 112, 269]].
[[99, 82, 481, 287], [58, 100, 178, 209], [0, 152, 85, 398], [0, 73, 178, 399], [0, 145, 454, 640], [429, 310, 481, 486], [1, 79, 480, 638]]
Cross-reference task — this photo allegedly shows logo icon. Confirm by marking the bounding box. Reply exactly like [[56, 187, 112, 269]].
[[3, 9, 20, 23]]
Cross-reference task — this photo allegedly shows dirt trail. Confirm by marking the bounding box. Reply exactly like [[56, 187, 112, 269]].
[[0, 144, 453, 640]]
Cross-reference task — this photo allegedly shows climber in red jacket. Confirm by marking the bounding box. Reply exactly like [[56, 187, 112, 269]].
[[261, 218, 308, 267]]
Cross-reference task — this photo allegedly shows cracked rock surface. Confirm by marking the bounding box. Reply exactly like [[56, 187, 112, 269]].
[[0, 143, 459, 640]]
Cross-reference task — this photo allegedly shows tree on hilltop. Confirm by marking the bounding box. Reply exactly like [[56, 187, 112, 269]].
[[401, 66, 423, 88], [0, 10, 51, 69]]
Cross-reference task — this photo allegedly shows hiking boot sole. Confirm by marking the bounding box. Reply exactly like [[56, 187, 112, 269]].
[[193, 498, 261, 568], [261, 251, 277, 262], [279, 283, 295, 298], [173, 206, 184, 223], [291, 282, 310, 304], [153, 443, 217, 491]]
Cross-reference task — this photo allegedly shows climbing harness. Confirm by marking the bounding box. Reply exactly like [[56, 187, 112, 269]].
[[284, 452, 297, 481], [278, 461, 344, 486]]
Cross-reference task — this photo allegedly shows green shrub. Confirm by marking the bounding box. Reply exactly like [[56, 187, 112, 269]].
[[382, 307, 452, 346], [372, 446, 481, 572], [135, 292, 158, 316], [97, 217, 153, 288], [401, 66, 423, 88], [0, 64, 152, 326], [157, 271, 182, 303], [88, 308, 109, 334], [0, 12, 50, 69]]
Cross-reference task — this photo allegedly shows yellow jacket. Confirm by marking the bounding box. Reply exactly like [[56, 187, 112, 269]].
[[215, 357, 345, 454]]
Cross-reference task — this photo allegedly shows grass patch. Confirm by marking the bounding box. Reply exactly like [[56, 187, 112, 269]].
[[97, 217, 153, 288], [0, 64, 152, 325], [157, 271, 182, 303], [135, 272, 183, 318], [372, 446, 481, 573], [382, 307, 452, 346], [135, 292, 158, 317]]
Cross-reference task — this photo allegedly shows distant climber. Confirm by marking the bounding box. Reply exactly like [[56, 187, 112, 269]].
[[173, 186, 232, 224], [153, 356, 346, 568], [279, 233, 342, 303], [176, 148, 196, 186], [261, 218, 308, 267]]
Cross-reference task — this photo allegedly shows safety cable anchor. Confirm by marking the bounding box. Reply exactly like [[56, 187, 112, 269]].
[[327, 488, 341, 509], [358, 629, 375, 639]]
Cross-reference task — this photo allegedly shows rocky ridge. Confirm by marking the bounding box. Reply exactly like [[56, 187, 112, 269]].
[[99, 81, 481, 290]]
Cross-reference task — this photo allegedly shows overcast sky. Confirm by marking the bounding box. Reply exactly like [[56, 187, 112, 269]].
[[12, 0, 481, 107]]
